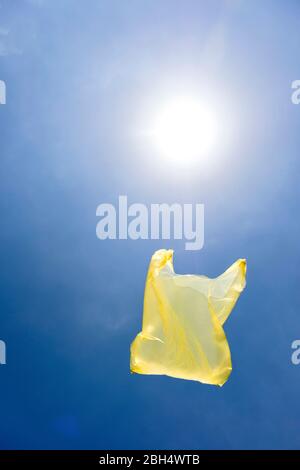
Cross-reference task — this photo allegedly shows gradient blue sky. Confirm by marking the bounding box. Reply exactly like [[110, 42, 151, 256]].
[[0, 0, 300, 450]]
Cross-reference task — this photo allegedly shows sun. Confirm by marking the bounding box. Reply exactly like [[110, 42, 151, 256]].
[[153, 96, 218, 165]]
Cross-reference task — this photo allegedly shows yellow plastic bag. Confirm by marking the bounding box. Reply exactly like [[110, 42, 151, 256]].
[[130, 249, 246, 386]]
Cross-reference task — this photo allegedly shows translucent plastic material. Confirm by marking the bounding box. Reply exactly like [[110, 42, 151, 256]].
[[130, 249, 246, 386]]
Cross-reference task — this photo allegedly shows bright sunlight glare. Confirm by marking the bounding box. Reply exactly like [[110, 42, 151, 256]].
[[153, 97, 218, 165]]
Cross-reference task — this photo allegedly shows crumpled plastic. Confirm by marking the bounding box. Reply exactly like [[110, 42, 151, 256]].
[[130, 249, 246, 386]]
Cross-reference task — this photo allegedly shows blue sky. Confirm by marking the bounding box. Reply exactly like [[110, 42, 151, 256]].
[[0, 0, 300, 449]]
